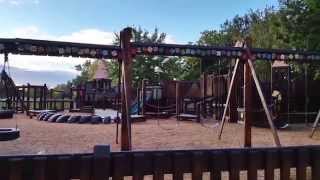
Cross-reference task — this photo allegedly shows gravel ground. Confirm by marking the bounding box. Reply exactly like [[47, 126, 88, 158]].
[[0, 114, 320, 155]]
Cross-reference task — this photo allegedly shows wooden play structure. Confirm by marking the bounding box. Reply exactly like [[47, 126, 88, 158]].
[[70, 60, 118, 111], [0, 28, 320, 150]]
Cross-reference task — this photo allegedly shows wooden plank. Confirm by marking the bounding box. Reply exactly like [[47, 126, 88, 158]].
[[80, 156, 93, 180], [9, 158, 23, 180], [311, 147, 320, 180], [33, 157, 46, 180], [173, 152, 187, 180], [296, 148, 309, 180], [192, 151, 204, 180], [210, 150, 228, 180], [153, 153, 172, 180], [112, 154, 130, 180], [57, 156, 71, 180], [45, 157, 59, 180], [228, 151, 243, 180], [247, 151, 259, 180], [133, 153, 151, 180], [70, 154, 82, 179], [21, 158, 33, 180], [265, 150, 279, 180], [93, 145, 111, 180], [280, 149, 292, 180]]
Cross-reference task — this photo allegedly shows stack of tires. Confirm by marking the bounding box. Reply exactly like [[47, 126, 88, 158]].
[[36, 112, 112, 125]]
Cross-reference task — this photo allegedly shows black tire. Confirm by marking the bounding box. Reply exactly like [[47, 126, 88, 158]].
[[103, 116, 111, 124], [37, 112, 46, 120], [0, 110, 14, 119], [56, 115, 70, 123], [39, 112, 48, 121], [48, 114, 62, 123], [79, 116, 91, 124], [0, 128, 20, 141], [91, 116, 102, 124], [67, 116, 81, 123], [43, 113, 54, 121]]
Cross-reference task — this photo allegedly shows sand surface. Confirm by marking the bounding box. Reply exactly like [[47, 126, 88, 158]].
[[1, 114, 320, 155]]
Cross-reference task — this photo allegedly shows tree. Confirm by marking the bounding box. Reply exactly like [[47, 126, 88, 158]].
[[108, 27, 187, 87]]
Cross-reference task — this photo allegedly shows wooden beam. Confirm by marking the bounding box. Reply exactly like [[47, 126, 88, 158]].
[[217, 59, 240, 139], [176, 81, 180, 121], [120, 28, 134, 151], [247, 59, 281, 147], [244, 60, 253, 147], [310, 109, 320, 138], [218, 41, 244, 139], [141, 80, 146, 116]]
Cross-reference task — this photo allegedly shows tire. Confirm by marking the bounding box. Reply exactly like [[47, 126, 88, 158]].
[[0, 128, 20, 141], [37, 112, 46, 120], [103, 116, 111, 124], [43, 113, 54, 121], [91, 116, 102, 124], [56, 115, 70, 123], [39, 112, 48, 121], [67, 116, 81, 123], [48, 114, 62, 123], [0, 110, 14, 119], [78, 116, 91, 124]]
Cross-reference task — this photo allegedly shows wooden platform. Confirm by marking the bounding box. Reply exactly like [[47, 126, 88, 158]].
[[130, 115, 146, 122], [177, 113, 200, 122]]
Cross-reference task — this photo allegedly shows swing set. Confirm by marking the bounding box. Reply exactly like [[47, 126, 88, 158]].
[[1, 28, 320, 150]]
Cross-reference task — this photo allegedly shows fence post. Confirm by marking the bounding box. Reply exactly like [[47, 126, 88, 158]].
[[93, 145, 111, 180]]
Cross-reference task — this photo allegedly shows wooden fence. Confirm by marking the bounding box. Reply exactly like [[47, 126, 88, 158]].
[[0, 145, 320, 180]]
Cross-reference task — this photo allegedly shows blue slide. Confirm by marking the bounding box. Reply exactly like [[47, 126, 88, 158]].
[[130, 95, 151, 115], [130, 101, 139, 115]]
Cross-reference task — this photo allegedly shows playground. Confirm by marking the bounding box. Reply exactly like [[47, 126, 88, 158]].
[[1, 113, 320, 155]]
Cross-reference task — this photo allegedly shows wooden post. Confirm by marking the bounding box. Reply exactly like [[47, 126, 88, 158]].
[[39, 85, 43, 110], [229, 62, 240, 123], [43, 84, 47, 110], [141, 79, 146, 116], [22, 85, 25, 113], [137, 87, 140, 115], [244, 59, 253, 147], [201, 73, 207, 118], [26, 84, 30, 114], [32, 86, 36, 110], [310, 109, 320, 137], [120, 27, 133, 151], [176, 81, 180, 121]]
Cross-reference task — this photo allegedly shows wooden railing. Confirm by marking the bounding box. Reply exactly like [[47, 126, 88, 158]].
[[0, 145, 320, 180]]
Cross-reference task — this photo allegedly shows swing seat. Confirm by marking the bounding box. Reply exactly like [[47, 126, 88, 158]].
[[0, 128, 20, 141]]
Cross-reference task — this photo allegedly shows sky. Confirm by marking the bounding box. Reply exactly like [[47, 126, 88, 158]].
[[0, 0, 278, 84]]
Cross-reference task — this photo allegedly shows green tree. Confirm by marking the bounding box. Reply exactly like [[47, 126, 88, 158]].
[[109, 27, 186, 87]]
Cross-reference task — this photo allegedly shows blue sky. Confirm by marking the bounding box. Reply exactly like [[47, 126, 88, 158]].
[[0, 0, 278, 85], [0, 0, 278, 42]]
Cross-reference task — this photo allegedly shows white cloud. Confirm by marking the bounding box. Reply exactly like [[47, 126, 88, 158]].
[[1, 26, 179, 75], [164, 34, 177, 44], [1, 26, 117, 74], [0, 0, 39, 5]]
